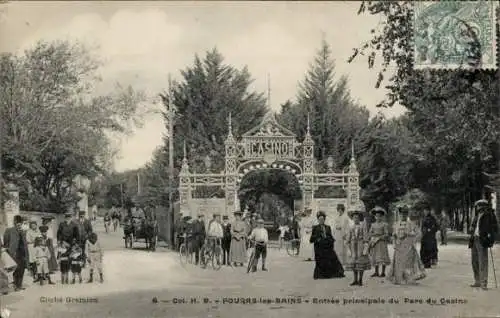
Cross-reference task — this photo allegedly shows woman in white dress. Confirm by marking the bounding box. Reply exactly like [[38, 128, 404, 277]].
[[299, 208, 316, 261], [332, 204, 353, 265]]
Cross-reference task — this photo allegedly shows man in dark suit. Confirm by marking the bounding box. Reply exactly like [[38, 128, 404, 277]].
[[75, 210, 93, 266], [3, 215, 28, 291], [469, 199, 499, 290], [57, 212, 79, 246], [221, 215, 232, 266], [192, 213, 206, 265]]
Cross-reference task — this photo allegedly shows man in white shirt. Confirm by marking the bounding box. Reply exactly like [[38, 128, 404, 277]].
[[249, 218, 268, 272], [207, 214, 224, 251]]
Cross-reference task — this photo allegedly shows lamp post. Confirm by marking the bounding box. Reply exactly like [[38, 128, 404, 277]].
[[74, 175, 91, 217], [326, 156, 334, 173], [204, 155, 212, 172]]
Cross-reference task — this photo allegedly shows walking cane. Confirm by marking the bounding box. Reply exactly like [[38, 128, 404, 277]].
[[490, 248, 498, 289]]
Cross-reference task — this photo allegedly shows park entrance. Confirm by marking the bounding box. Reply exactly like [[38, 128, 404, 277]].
[[178, 112, 361, 221]]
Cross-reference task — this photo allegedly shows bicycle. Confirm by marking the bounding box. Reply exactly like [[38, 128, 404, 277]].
[[200, 237, 222, 271], [104, 217, 111, 233], [286, 238, 300, 257], [179, 233, 194, 267], [246, 239, 266, 273]]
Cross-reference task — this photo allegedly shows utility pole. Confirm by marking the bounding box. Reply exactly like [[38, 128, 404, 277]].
[[168, 75, 175, 247], [137, 172, 141, 195], [120, 183, 124, 208]]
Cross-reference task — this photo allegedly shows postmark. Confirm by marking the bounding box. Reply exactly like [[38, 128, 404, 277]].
[[413, 1, 498, 69]]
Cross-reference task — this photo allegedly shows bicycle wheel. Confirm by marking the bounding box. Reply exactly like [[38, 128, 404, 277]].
[[199, 246, 208, 269], [246, 248, 256, 273], [179, 244, 188, 267], [212, 246, 223, 271], [286, 239, 299, 257]]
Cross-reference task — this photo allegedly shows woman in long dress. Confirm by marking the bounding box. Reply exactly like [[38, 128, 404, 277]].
[[368, 207, 391, 277], [229, 211, 247, 266], [310, 211, 345, 279], [420, 205, 438, 268], [387, 206, 426, 285], [345, 209, 371, 286], [332, 204, 352, 264], [299, 208, 316, 261]]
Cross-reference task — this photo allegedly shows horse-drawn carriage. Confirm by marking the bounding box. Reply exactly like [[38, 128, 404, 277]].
[[123, 217, 158, 251]]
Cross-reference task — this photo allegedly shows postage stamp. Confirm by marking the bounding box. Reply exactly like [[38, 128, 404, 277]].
[[413, 1, 498, 69]]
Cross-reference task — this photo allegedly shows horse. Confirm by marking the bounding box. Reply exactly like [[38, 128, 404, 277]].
[[143, 218, 158, 252]]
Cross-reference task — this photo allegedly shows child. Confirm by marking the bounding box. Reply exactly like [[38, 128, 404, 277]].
[[368, 207, 391, 277], [85, 232, 104, 283], [248, 218, 268, 272], [57, 241, 71, 284], [34, 237, 53, 285], [345, 209, 371, 286], [277, 223, 289, 250], [26, 220, 40, 282], [38, 225, 57, 284], [69, 239, 84, 284]]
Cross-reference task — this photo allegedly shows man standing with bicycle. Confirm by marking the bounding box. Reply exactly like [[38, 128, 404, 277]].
[[192, 213, 206, 265], [249, 218, 269, 272], [207, 214, 223, 250]]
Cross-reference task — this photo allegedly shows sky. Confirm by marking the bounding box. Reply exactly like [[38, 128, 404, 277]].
[[0, 1, 406, 172]]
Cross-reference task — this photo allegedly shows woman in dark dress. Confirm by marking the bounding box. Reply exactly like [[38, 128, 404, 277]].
[[420, 204, 439, 268], [310, 211, 345, 280]]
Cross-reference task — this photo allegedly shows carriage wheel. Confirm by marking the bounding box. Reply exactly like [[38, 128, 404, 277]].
[[212, 246, 223, 271], [286, 239, 299, 257], [246, 248, 256, 274], [179, 244, 188, 267]]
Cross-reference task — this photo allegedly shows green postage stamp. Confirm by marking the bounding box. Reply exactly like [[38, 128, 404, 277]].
[[413, 1, 498, 69]]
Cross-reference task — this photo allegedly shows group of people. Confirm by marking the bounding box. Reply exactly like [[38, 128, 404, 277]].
[[0, 210, 104, 295], [293, 199, 497, 290], [175, 210, 269, 272]]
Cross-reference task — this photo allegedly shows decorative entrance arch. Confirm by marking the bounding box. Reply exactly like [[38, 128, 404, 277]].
[[178, 112, 361, 219]]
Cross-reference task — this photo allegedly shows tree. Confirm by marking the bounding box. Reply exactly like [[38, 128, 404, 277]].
[[143, 48, 268, 208], [280, 40, 370, 167], [0, 40, 146, 212], [351, 1, 499, 224]]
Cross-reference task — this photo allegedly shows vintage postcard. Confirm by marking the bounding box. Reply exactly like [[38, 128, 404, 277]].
[[0, 1, 499, 318]]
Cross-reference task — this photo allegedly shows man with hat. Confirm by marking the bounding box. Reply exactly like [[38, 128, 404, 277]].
[[3, 215, 29, 291], [469, 199, 499, 290], [75, 210, 93, 267], [57, 212, 79, 247], [221, 215, 232, 266], [249, 218, 269, 272], [191, 213, 206, 265], [299, 208, 316, 261]]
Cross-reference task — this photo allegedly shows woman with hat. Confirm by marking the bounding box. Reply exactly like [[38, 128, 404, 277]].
[[310, 211, 345, 279], [419, 202, 439, 268], [387, 206, 426, 285], [299, 208, 316, 261], [345, 207, 371, 286], [26, 219, 40, 282], [229, 211, 247, 266], [368, 207, 391, 277]]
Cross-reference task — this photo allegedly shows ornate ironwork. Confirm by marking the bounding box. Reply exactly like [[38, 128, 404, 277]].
[[178, 111, 362, 216]]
